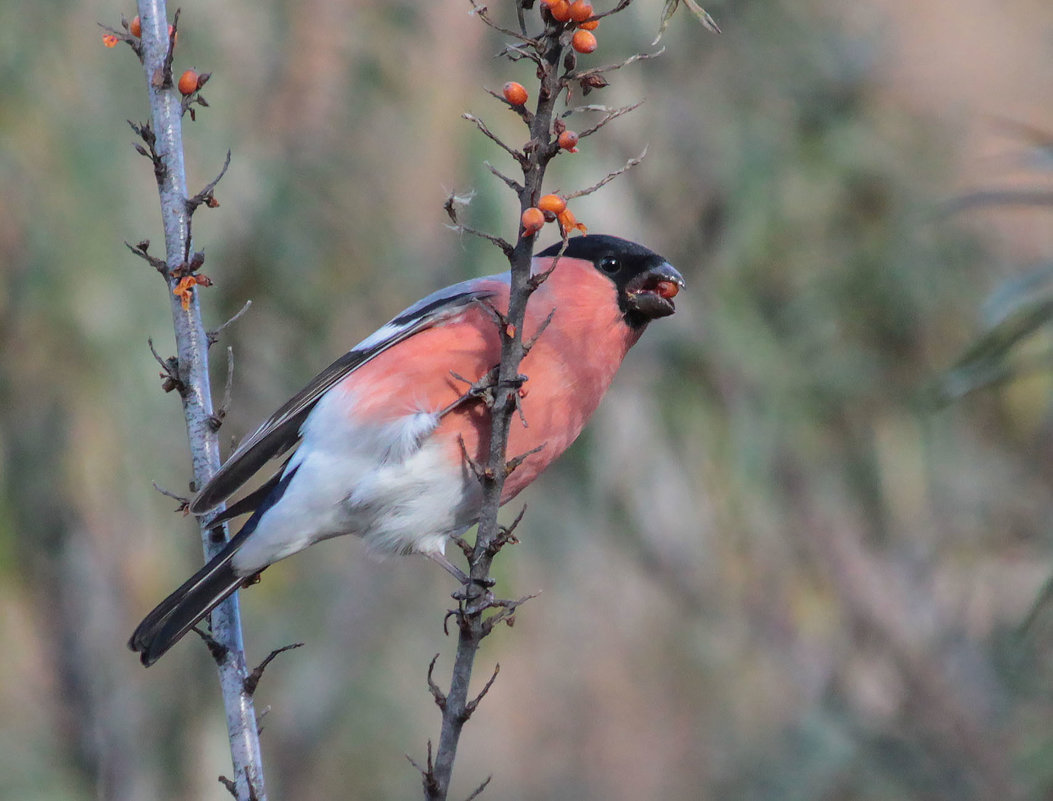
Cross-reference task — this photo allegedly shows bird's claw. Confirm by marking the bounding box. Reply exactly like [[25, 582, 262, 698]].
[[442, 366, 527, 417], [451, 587, 497, 615]]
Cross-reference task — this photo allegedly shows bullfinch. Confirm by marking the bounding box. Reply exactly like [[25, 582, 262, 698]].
[[130, 234, 684, 665]]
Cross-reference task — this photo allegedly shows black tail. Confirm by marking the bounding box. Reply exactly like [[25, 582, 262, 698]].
[[131, 463, 299, 666], [128, 533, 250, 666]]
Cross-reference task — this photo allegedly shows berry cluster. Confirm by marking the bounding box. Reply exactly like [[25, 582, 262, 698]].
[[521, 194, 587, 237], [542, 0, 601, 55], [495, 0, 613, 240]]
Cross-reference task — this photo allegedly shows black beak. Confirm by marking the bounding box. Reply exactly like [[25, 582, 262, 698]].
[[624, 262, 685, 322]]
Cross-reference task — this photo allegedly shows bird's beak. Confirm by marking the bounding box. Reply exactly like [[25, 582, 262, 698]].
[[624, 262, 685, 320]]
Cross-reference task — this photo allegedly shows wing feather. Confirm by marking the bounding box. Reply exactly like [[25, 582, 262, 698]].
[[189, 281, 503, 515]]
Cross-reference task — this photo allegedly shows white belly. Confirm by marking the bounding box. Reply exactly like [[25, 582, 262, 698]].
[[230, 390, 480, 575]]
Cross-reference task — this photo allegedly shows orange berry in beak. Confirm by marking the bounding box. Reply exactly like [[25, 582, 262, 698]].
[[655, 280, 680, 300]]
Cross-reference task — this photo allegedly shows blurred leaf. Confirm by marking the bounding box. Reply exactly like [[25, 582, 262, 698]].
[[981, 261, 1053, 328], [652, 0, 721, 45], [934, 288, 1053, 403]]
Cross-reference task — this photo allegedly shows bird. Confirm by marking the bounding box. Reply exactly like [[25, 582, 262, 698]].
[[129, 234, 684, 666]]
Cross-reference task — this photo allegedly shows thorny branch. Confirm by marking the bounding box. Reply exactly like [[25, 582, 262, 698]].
[[419, 0, 661, 796], [128, 2, 267, 799]]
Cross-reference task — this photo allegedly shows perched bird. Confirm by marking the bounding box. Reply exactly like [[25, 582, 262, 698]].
[[129, 234, 683, 665]]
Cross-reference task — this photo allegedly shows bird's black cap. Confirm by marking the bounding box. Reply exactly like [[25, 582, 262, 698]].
[[538, 234, 684, 327]]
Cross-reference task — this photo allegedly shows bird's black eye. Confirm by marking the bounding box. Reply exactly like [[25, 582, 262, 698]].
[[599, 256, 620, 274]]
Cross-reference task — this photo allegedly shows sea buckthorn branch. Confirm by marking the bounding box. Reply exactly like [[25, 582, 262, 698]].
[[119, 2, 268, 799], [418, 1, 658, 798]]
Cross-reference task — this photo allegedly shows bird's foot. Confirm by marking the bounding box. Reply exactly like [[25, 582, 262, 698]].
[[441, 365, 527, 417], [425, 551, 496, 589]]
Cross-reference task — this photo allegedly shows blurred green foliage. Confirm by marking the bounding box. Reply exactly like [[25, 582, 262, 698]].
[[3, 0, 1053, 799]]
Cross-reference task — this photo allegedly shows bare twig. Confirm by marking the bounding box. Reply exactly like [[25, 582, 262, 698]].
[[126, 238, 167, 273], [568, 48, 665, 82], [564, 148, 648, 200], [186, 149, 232, 215], [492, 505, 527, 552], [592, 0, 634, 21], [446, 223, 516, 257], [505, 443, 545, 476], [522, 308, 556, 352], [444, 191, 516, 256], [576, 101, 643, 139], [243, 642, 305, 696], [480, 593, 539, 634], [209, 346, 235, 431], [191, 624, 229, 663], [152, 480, 191, 512], [427, 654, 447, 710], [407, 741, 441, 797], [464, 776, 493, 801], [484, 161, 524, 194], [218, 776, 238, 798], [208, 299, 253, 346], [147, 336, 183, 393], [467, 0, 539, 46], [501, 42, 545, 69], [462, 113, 526, 164], [133, 2, 266, 799]]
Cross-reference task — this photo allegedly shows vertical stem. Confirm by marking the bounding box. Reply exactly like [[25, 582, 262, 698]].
[[135, 3, 267, 799], [427, 22, 566, 801]]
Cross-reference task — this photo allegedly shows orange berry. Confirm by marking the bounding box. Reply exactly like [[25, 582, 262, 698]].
[[521, 207, 546, 236], [503, 81, 528, 107], [548, 0, 572, 22], [655, 280, 680, 300], [580, 18, 599, 30], [557, 130, 579, 152], [102, 33, 119, 48], [538, 194, 567, 215], [569, 1, 593, 23], [130, 15, 142, 37], [178, 69, 199, 95], [571, 29, 597, 53]]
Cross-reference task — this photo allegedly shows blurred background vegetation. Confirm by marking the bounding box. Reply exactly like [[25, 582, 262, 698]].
[[3, 0, 1053, 798]]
